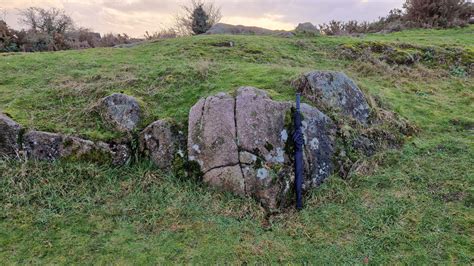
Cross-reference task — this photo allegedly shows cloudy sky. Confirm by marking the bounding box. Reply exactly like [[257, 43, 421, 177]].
[[1, 0, 403, 37]]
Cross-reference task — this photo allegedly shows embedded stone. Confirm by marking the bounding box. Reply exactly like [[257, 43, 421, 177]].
[[0, 113, 21, 158], [99, 93, 141, 132], [297, 71, 371, 124]]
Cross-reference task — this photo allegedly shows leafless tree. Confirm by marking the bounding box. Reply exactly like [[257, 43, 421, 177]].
[[18, 7, 74, 34], [175, 0, 222, 35], [0, 8, 7, 21]]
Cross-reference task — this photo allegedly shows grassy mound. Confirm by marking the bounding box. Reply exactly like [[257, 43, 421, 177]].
[[0, 26, 473, 263]]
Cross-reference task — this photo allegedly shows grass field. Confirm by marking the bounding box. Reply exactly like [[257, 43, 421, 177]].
[[0, 26, 473, 264]]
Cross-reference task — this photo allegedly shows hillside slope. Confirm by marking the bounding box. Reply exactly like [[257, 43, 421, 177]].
[[0, 27, 473, 264]]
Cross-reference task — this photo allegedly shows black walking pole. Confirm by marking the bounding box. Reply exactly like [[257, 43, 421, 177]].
[[293, 93, 304, 210]]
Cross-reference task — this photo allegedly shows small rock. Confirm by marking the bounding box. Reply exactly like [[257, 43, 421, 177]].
[[139, 120, 181, 169], [98, 93, 141, 132], [23, 131, 63, 161], [297, 71, 371, 124], [0, 113, 22, 158], [277, 32, 295, 38]]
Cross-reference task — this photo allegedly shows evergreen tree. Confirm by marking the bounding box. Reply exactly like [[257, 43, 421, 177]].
[[191, 4, 211, 35]]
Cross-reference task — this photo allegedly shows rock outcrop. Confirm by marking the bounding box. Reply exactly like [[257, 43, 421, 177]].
[[139, 120, 185, 170], [188, 87, 336, 209], [23, 131, 130, 165], [295, 22, 320, 35], [98, 93, 141, 132], [0, 113, 22, 158], [296, 71, 371, 124]]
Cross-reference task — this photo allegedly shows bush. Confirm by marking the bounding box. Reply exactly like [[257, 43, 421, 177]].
[[403, 0, 473, 28], [319, 9, 406, 36], [144, 28, 178, 40], [98, 33, 132, 47], [0, 20, 19, 52]]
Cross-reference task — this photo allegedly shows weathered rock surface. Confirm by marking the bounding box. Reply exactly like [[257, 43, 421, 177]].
[[23, 131, 130, 165], [0, 113, 21, 158], [23, 131, 63, 161], [300, 104, 337, 186], [295, 22, 320, 35], [188, 93, 239, 173], [206, 23, 288, 36], [297, 71, 371, 124], [188, 87, 336, 209], [98, 93, 141, 132], [139, 120, 184, 169]]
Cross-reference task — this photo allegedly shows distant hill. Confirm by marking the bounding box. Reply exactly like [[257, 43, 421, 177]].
[[205, 22, 289, 35]]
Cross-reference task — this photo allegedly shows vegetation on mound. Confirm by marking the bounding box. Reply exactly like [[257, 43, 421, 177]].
[[0, 26, 473, 263]]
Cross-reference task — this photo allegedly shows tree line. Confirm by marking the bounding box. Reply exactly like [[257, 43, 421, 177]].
[[319, 0, 473, 35], [0, 0, 221, 53]]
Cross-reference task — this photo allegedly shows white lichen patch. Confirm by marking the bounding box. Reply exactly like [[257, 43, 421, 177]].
[[257, 168, 269, 180], [192, 144, 201, 154], [310, 138, 319, 150], [275, 147, 285, 163], [280, 129, 288, 142]]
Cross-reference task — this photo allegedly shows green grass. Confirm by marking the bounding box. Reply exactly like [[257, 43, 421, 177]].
[[1, 26, 473, 264]]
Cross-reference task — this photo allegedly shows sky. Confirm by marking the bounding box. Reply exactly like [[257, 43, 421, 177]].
[[0, 0, 404, 37]]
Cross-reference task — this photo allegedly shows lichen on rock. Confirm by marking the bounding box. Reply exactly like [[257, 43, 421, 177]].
[[187, 86, 336, 209], [98, 93, 142, 133], [0, 113, 22, 158]]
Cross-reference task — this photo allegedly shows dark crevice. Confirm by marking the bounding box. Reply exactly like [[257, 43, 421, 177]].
[[234, 96, 247, 194], [203, 163, 241, 175]]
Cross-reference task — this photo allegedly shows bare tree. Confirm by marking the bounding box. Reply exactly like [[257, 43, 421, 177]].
[[175, 0, 222, 35], [0, 8, 7, 21], [18, 7, 74, 34]]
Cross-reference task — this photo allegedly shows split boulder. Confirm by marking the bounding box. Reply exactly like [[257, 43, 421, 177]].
[[188, 87, 336, 209]]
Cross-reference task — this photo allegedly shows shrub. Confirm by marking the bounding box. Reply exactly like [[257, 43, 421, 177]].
[[403, 0, 473, 28], [98, 33, 132, 47], [144, 28, 178, 40], [0, 20, 19, 52]]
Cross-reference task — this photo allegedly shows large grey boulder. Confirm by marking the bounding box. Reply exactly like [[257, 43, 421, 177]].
[[295, 22, 320, 35], [23, 131, 130, 165], [297, 71, 371, 124], [98, 93, 141, 132], [0, 113, 21, 158], [188, 87, 336, 209], [139, 120, 184, 170]]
